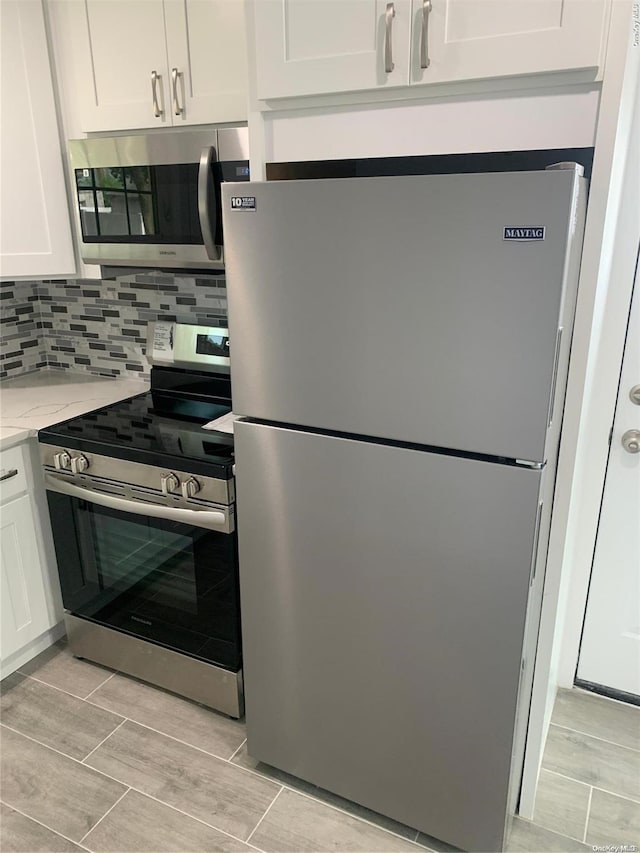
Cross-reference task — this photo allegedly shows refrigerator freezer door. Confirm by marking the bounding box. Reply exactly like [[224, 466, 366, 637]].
[[235, 421, 544, 852], [223, 170, 585, 463]]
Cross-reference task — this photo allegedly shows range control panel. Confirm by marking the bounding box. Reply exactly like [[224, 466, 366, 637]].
[[148, 322, 230, 373]]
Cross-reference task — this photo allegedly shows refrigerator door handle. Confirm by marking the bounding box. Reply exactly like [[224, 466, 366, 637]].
[[529, 501, 543, 586], [547, 327, 563, 427]]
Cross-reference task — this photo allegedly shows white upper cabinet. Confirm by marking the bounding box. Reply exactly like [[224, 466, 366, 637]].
[[79, 1, 170, 131], [165, 0, 248, 125], [252, 0, 608, 101], [0, 0, 75, 280], [62, 0, 248, 133], [410, 0, 608, 86], [254, 0, 411, 99]]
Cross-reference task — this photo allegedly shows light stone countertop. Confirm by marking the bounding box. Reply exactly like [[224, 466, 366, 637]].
[[0, 369, 149, 451]]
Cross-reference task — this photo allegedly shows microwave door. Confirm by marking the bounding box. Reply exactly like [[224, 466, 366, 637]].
[[198, 146, 222, 261]]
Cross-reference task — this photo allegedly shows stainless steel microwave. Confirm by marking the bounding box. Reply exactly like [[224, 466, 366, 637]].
[[68, 128, 249, 270]]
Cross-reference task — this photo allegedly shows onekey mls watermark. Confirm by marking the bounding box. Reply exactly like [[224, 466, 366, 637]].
[[592, 845, 638, 852]]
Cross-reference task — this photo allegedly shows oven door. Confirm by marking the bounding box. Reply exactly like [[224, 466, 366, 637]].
[[45, 476, 240, 672]]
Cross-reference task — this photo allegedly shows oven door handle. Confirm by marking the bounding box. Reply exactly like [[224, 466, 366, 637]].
[[45, 474, 232, 533]]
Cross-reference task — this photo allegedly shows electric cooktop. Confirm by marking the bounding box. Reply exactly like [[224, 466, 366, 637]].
[[39, 390, 235, 479]]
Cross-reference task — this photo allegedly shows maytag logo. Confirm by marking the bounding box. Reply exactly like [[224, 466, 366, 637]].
[[503, 226, 546, 241]]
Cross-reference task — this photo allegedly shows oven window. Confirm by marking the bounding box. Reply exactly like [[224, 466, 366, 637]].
[[74, 164, 202, 244], [92, 513, 198, 615], [48, 493, 241, 670]]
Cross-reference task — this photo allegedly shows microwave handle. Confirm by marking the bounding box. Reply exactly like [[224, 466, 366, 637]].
[[45, 473, 231, 533], [198, 146, 221, 260]]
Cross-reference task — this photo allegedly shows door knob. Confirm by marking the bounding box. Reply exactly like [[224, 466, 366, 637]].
[[629, 384, 640, 406], [621, 429, 640, 454]]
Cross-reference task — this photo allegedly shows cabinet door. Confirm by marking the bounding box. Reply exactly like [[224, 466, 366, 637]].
[[410, 0, 606, 86], [254, 0, 411, 99], [0, 495, 50, 661], [0, 0, 75, 279], [165, 0, 248, 125], [79, 0, 170, 131]]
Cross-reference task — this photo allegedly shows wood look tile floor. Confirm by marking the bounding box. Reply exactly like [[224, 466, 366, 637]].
[[1, 642, 638, 853]]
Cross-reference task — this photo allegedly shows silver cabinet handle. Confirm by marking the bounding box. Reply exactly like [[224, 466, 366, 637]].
[[151, 70, 163, 118], [0, 468, 18, 482], [171, 67, 183, 116], [198, 146, 221, 261], [420, 0, 432, 69], [45, 473, 231, 533], [384, 3, 395, 73]]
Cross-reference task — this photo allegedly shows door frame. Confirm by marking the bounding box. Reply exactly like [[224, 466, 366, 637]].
[[576, 261, 639, 700], [519, 0, 640, 817]]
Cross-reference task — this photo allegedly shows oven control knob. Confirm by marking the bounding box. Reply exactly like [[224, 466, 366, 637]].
[[53, 451, 71, 470], [161, 473, 180, 495], [181, 477, 200, 499], [70, 454, 89, 474]]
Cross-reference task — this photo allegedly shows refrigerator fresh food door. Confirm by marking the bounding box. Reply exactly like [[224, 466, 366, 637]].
[[223, 170, 586, 463], [235, 420, 544, 853]]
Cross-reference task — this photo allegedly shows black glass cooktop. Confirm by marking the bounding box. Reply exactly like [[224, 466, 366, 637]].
[[39, 391, 235, 479]]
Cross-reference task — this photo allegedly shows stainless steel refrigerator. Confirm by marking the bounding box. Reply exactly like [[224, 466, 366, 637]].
[[222, 167, 587, 852]]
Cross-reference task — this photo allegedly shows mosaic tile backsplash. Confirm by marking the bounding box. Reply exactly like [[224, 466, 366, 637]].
[[1, 280, 49, 378], [0, 271, 228, 380]]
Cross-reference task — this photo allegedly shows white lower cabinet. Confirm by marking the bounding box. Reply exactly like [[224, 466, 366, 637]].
[[0, 441, 63, 678]]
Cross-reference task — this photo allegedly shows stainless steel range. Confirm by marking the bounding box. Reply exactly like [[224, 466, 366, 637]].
[[39, 323, 242, 717]]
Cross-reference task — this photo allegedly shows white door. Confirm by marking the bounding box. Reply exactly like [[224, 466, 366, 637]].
[[409, 0, 607, 87], [164, 0, 248, 125], [79, 0, 170, 131], [577, 269, 640, 698], [0, 495, 50, 662], [253, 0, 411, 99]]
